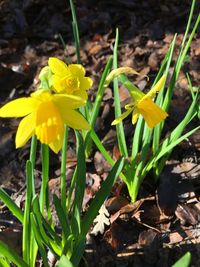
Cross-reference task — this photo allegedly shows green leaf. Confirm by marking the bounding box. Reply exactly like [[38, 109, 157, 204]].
[[56, 255, 74, 267], [30, 214, 49, 267], [0, 241, 28, 267], [112, 29, 128, 157], [71, 131, 86, 237], [172, 252, 191, 267], [85, 56, 113, 157], [0, 188, 23, 223], [54, 195, 72, 240], [23, 160, 34, 264]]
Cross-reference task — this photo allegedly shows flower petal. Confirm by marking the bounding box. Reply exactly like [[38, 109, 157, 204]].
[[111, 108, 133, 125], [0, 97, 39, 118], [79, 77, 93, 91], [52, 75, 66, 93], [132, 109, 140, 124], [60, 109, 90, 130], [145, 75, 166, 99], [53, 94, 86, 110], [73, 89, 88, 100], [48, 57, 69, 77], [138, 98, 168, 128], [16, 112, 36, 148], [49, 133, 64, 153], [68, 64, 85, 77]]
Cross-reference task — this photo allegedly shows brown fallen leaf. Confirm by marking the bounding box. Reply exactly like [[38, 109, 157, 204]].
[[175, 204, 197, 226]]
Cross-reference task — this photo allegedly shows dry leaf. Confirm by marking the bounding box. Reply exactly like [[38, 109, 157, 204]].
[[91, 204, 110, 235]]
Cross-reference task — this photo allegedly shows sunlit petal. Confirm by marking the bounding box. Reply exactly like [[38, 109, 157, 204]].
[[60, 109, 90, 130], [73, 89, 88, 100], [35, 101, 64, 145], [48, 57, 69, 77], [53, 94, 85, 110], [111, 109, 133, 125], [79, 77, 93, 91], [138, 98, 168, 128], [52, 75, 66, 93], [145, 75, 166, 100], [132, 109, 140, 124], [49, 133, 64, 154], [16, 112, 36, 148], [0, 97, 40, 117], [68, 64, 85, 77]]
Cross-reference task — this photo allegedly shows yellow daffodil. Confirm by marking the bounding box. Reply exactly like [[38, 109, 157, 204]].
[[112, 75, 168, 128], [48, 57, 93, 99], [0, 90, 90, 153]]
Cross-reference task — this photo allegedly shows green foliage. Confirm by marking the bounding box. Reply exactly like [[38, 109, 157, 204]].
[[172, 252, 191, 267]]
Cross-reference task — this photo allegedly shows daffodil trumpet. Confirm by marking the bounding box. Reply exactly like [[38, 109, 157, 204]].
[[0, 90, 90, 153], [112, 75, 168, 128]]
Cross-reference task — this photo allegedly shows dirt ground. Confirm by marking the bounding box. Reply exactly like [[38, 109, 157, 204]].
[[0, 0, 200, 266]]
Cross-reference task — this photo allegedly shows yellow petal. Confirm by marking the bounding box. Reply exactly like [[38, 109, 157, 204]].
[[111, 109, 133, 125], [132, 109, 140, 124], [137, 98, 168, 128], [79, 77, 93, 91], [145, 75, 166, 100], [60, 109, 90, 130], [35, 101, 64, 145], [16, 112, 36, 148], [68, 64, 85, 77], [73, 89, 88, 100], [49, 133, 64, 153], [53, 94, 86, 110], [0, 97, 40, 118], [48, 57, 69, 77], [52, 75, 66, 93]]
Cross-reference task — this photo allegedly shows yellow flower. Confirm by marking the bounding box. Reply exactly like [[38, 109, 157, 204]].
[[48, 57, 93, 99], [0, 90, 90, 153], [112, 75, 168, 128]]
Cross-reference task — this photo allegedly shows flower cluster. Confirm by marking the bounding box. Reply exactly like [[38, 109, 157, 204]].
[[0, 58, 93, 153], [0, 57, 168, 153]]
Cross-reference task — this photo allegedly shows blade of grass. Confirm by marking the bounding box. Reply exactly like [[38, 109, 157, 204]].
[[90, 129, 127, 183], [71, 131, 86, 237], [69, 0, 81, 64], [0, 188, 23, 223], [113, 29, 128, 157], [85, 56, 113, 157], [0, 241, 28, 267], [30, 214, 49, 267], [23, 160, 33, 264], [61, 125, 68, 212]]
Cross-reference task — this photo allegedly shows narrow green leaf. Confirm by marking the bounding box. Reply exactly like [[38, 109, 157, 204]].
[[0, 188, 23, 223], [113, 29, 128, 157], [0, 241, 28, 267], [85, 56, 113, 156], [71, 131, 86, 236], [30, 214, 49, 267], [54, 195, 71, 240], [23, 160, 33, 264], [172, 252, 191, 267]]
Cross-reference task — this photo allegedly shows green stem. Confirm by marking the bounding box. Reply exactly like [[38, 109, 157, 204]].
[[29, 135, 37, 196], [61, 125, 68, 212], [40, 144, 49, 214], [22, 161, 33, 265]]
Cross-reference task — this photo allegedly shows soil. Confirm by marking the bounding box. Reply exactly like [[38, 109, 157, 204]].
[[0, 0, 200, 266]]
